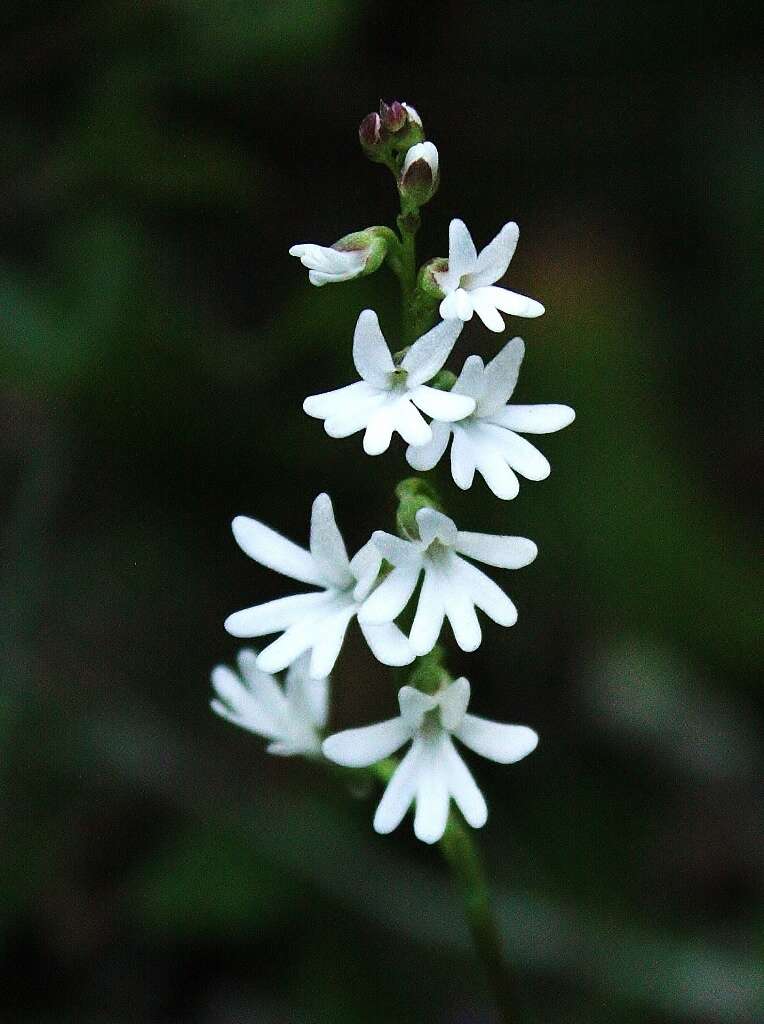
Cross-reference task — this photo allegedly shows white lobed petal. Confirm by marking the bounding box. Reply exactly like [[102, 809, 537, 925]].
[[285, 654, 329, 729], [370, 531, 421, 567], [405, 420, 451, 471], [224, 591, 334, 638], [353, 309, 395, 386], [256, 616, 322, 674], [455, 715, 539, 764], [289, 243, 367, 278], [452, 354, 486, 401], [441, 735, 487, 828], [450, 427, 477, 490], [303, 380, 380, 420], [416, 507, 458, 547], [359, 620, 415, 667], [462, 221, 520, 290], [478, 424, 551, 481], [439, 290, 471, 321], [455, 531, 537, 569], [437, 676, 471, 731], [477, 337, 525, 415], [231, 515, 323, 586], [470, 291, 506, 333], [447, 219, 478, 281], [373, 739, 424, 834], [393, 399, 433, 447], [473, 285, 544, 319], [489, 403, 575, 434], [413, 735, 451, 844], [451, 556, 518, 626], [358, 562, 421, 624], [362, 403, 399, 455], [309, 493, 354, 589], [410, 385, 475, 423], [323, 392, 388, 439], [323, 716, 410, 768], [349, 539, 383, 601], [398, 686, 438, 730], [408, 565, 446, 656], [401, 317, 463, 387], [308, 603, 356, 678], [471, 432, 522, 499], [440, 561, 482, 652]]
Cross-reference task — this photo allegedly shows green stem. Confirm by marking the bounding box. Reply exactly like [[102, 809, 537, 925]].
[[396, 209, 420, 344], [440, 815, 516, 1023]]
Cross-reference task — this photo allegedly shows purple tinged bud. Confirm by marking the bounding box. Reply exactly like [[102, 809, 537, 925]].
[[380, 100, 407, 133], [359, 112, 382, 148]]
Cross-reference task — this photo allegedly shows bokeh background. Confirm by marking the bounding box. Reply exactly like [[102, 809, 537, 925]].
[[2, 2, 762, 1022]]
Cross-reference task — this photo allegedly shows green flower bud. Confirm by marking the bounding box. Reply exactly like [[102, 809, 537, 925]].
[[395, 477, 444, 540], [417, 258, 447, 299]]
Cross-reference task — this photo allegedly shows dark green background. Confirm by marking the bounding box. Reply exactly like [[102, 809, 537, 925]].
[[2, 2, 762, 1021]]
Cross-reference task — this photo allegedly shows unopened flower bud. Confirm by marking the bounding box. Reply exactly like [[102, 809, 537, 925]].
[[359, 111, 384, 159], [417, 258, 448, 299], [289, 227, 395, 287], [380, 100, 407, 133], [398, 142, 439, 208], [401, 103, 422, 127]]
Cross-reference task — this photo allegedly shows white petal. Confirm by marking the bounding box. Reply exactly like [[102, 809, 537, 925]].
[[285, 656, 329, 729], [447, 219, 478, 280], [489, 403, 576, 434], [289, 243, 366, 279], [441, 566, 482, 652], [439, 290, 468, 321], [237, 649, 290, 721], [441, 736, 487, 828], [414, 736, 451, 844], [373, 740, 423, 834], [256, 617, 321, 674], [393, 399, 432, 447], [409, 566, 446, 656], [398, 685, 437, 730], [450, 427, 477, 490], [455, 531, 538, 569], [323, 393, 386, 438], [359, 621, 415, 667], [402, 140, 438, 177], [308, 603, 356, 678], [211, 665, 283, 738], [475, 285, 544, 319], [473, 442, 520, 501], [462, 221, 519, 289], [358, 562, 421, 624], [476, 337, 524, 415], [451, 556, 517, 626], [470, 291, 506, 333], [349, 539, 383, 601], [416, 507, 458, 548], [455, 715, 539, 764], [478, 424, 550, 481], [362, 404, 398, 455], [437, 677, 471, 731], [454, 288, 474, 321], [309, 493, 353, 589], [323, 717, 410, 767], [410, 385, 475, 422], [405, 420, 451, 471], [452, 354, 486, 400], [353, 309, 395, 386], [402, 318, 463, 386], [231, 515, 323, 586], [303, 381, 379, 420], [370, 531, 420, 567], [224, 591, 332, 637]]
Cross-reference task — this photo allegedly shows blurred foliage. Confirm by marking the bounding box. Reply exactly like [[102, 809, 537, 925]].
[[1, 1, 762, 1022]]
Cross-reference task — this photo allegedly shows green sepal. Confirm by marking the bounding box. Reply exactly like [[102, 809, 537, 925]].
[[395, 477, 444, 540], [407, 646, 452, 695]]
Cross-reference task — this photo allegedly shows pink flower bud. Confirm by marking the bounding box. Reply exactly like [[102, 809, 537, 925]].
[[379, 100, 407, 133], [358, 112, 382, 148]]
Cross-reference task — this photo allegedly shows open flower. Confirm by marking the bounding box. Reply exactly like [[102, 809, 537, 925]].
[[225, 494, 414, 678], [358, 507, 537, 656], [433, 219, 544, 331], [211, 650, 326, 756], [406, 337, 575, 499], [303, 310, 474, 455], [323, 677, 538, 843]]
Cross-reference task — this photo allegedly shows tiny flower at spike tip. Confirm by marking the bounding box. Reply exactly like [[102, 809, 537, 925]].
[[323, 677, 538, 844], [225, 494, 414, 678], [211, 650, 327, 757], [434, 219, 545, 332], [303, 309, 475, 455], [359, 507, 537, 656], [406, 337, 575, 499]]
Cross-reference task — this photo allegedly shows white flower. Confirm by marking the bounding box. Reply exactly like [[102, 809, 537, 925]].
[[323, 677, 538, 843], [407, 337, 575, 499], [401, 141, 438, 179], [225, 494, 414, 678], [289, 242, 368, 287], [433, 219, 544, 332], [358, 507, 537, 656], [303, 309, 474, 455], [211, 650, 327, 756]]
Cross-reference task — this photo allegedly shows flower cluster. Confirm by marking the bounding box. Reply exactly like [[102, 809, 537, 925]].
[[211, 102, 574, 845]]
